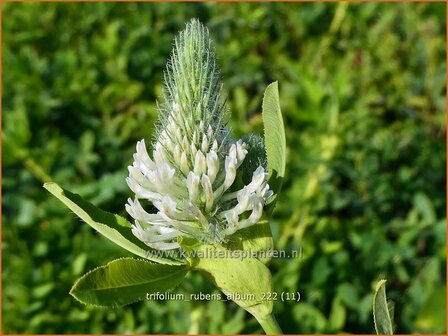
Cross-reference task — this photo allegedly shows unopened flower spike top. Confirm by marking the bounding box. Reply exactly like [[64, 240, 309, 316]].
[[126, 19, 273, 250]]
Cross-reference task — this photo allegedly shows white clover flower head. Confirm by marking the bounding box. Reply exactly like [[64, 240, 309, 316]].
[[125, 19, 272, 250]]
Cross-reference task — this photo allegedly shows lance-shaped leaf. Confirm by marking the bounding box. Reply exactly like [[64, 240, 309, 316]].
[[262, 81, 286, 214], [43, 182, 183, 265], [373, 279, 394, 335], [70, 258, 188, 307]]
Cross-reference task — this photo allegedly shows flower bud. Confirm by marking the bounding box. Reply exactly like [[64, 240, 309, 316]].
[[212, 140, 218, 151], [173, 144, 181, 163], [201, 174, 214, 212], [182, 135, 190, 154], [207, 125, 213, 138], [153, 142, 166, 165], [190, 142, 198, 159], [224, 156, 237, 190], [192, 130, 198, 145], [229, 144, 237, 160], [206, 150, 219, 184], [186, 172, 200, 202], [194, 150, 207, 176], [201, 133, 209, 153], [180, 152, 190, 175]]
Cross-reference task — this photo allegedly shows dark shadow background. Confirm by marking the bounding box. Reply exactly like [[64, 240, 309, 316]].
[[2, 2, 446, 334]]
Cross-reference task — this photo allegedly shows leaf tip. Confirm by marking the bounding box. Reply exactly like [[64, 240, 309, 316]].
[[265, 81, 279, 93], [375, 279, 387, 290], [43, 181, 60, 194], [43, 181, 54, 189]]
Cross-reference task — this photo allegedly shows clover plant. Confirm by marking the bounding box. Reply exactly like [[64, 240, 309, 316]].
[[45, 19, 286, 334]]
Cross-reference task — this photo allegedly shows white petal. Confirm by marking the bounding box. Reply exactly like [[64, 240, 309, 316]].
[[155, 163, 175, 184], [225, 210, 239, 234], [131, 221, 149, 242], [154, 195, 177, 218], [248, 201, 263, 224], [148, 241, 180, 250], [182, 136, 190, 154], [201, 174, 214, 212], [235, 186, 250, 214], [128, 165, 154, 189], [145, 230, 181, 243], [260, 183, 273, 201], [235, 140, 248, 165], [157, 226, 177, 235], [180, 152, 190, 175], [228, 144, 237, 160], [223, 156, 237, 190], [153, 142, 166, 165], [173, 144, 181, 162], [135, 140, 156, 170], [192, 130, 198, 144], [172, 101, 179, 113], [190, 142, 198, 159], [126, 176, 161, 201], [184, 201, 208, 226], [247, 166, 267, 193], [193, 150, 206, 176], [211, 140, 218, 151], [206, 150, 219, 184], [126, 198, 163, 222]]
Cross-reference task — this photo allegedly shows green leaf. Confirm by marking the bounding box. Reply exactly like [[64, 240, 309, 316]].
[[43, 182, 183, 265], [373, 280, 394, 335], [328, 297, 346, 331], [227, 221, 273, 265], [415, 286, 446, 333], [70, 258, 188, 307], [414, 192, 436, 223], [181, 242, 273, 320], [262, 81, 286, 213]]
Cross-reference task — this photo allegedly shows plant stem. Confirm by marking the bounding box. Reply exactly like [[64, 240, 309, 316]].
[[256, 314, 283, 335]]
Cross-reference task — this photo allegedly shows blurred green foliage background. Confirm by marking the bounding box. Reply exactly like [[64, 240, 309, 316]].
[[2, 2, 446, 334]]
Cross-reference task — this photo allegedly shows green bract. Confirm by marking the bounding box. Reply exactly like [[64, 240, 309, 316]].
[[45, 19, 286, 335]]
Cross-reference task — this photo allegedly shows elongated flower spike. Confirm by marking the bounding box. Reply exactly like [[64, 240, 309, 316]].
[[125, 19, 273, 250], [43, 18, 285, 334]]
